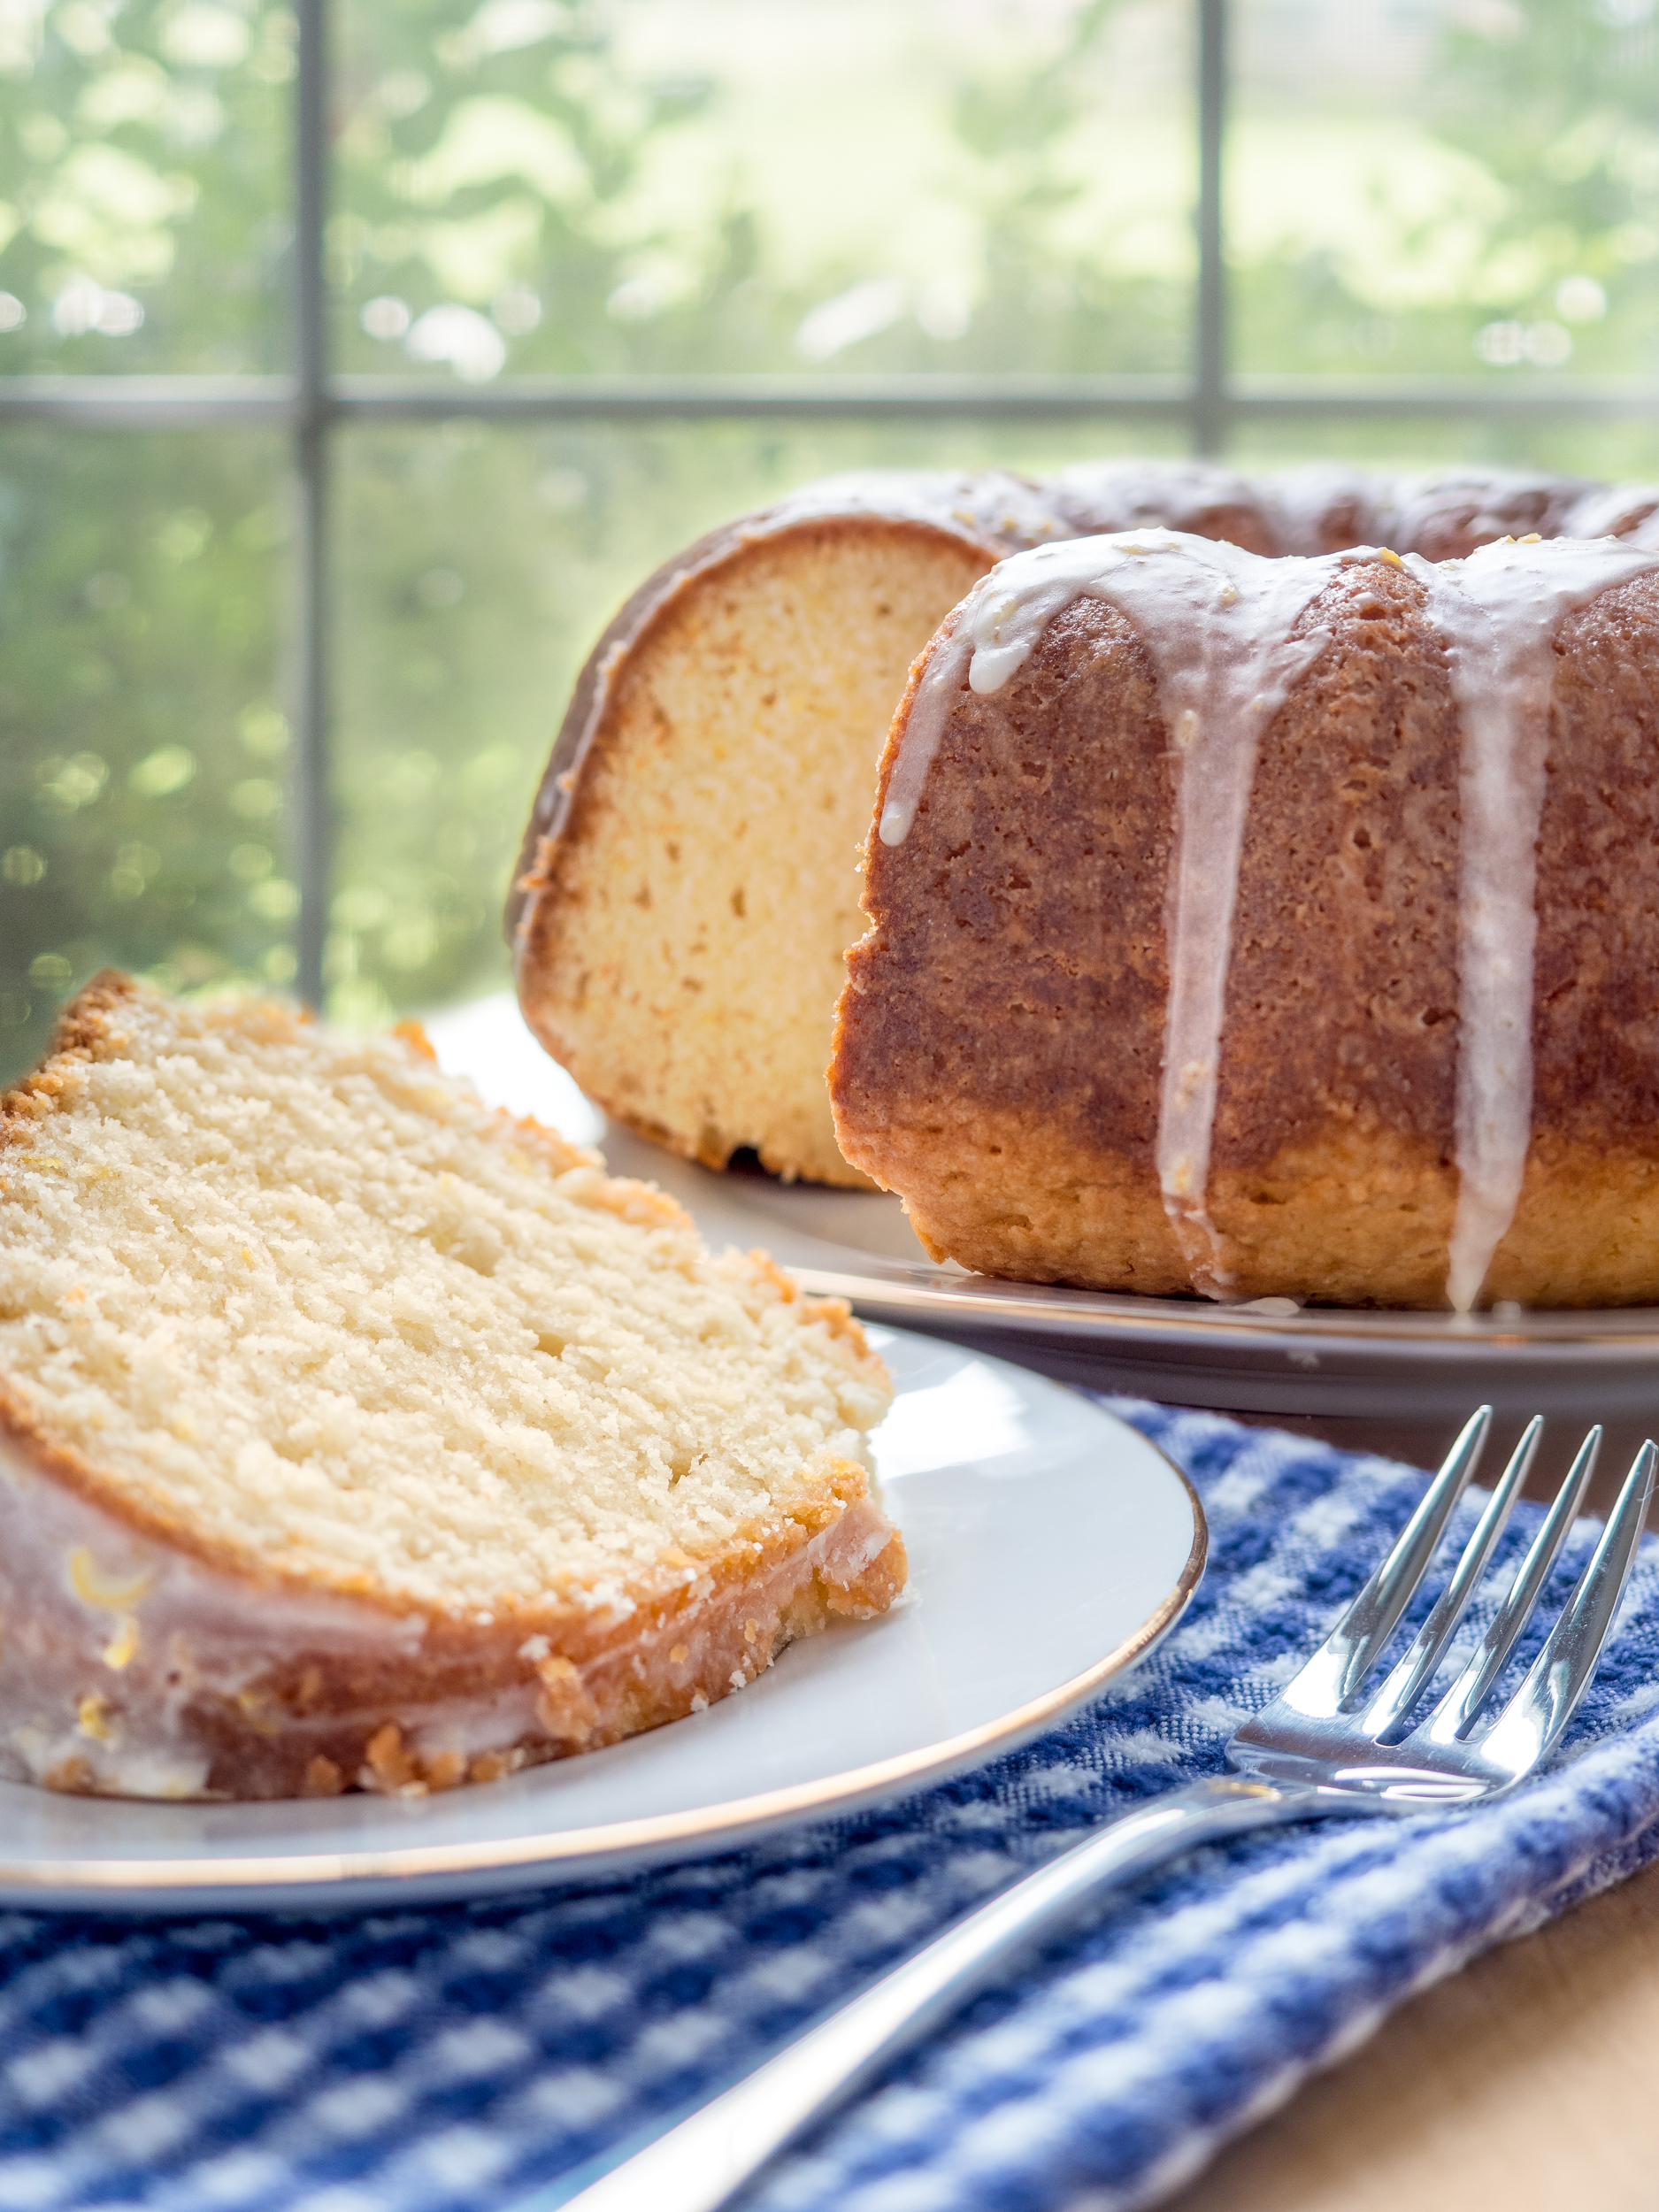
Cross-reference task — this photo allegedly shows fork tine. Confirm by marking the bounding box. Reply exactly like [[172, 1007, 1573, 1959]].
[[1360, 1416, 1541, 1736], [1290, 1406, 1491, 1714], [1417, 1425, 1601, 1744], [1473, 1440, 1655, 1774]]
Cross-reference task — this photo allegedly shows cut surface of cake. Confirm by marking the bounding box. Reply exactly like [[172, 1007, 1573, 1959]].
[[511, 461, 1659, 1205], [508, 471, 1064, 1188], [830, 527, 1659, 1312], [0, 975, 902, 1801]]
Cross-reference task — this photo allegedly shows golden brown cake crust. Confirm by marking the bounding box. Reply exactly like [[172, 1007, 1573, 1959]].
[[0, 977, 906, 1800], [831, 557, 1659, 1309], [0, 1399, 906, 1801], [832, 593, 1185, 1285]]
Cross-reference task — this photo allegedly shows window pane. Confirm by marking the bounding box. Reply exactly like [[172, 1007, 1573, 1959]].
[[1230, 0, 1659, 382], [0, 430, 290, 1087], [0, 0, 290, 373], [334, 0, 1194, 382], [331, 418, 1187, 1027]]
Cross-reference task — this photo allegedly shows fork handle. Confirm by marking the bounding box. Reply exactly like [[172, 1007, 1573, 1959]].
[[550, 1776, 1327, 2212]]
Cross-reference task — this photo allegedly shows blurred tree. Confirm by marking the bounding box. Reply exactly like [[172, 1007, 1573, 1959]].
[[0, 432, 287, 1079], [0, 0, 291, 372], [331, 0, 725, 376], [1430, 0, 1659, 377], [7, 0, 1657, 1087], [941, 0, 1189, 375], [1231, 0, 1659, 384], [330, 0, 1192, 382]]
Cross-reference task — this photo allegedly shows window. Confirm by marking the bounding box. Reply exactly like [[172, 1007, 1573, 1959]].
[[4, 0, 1656, 1081]]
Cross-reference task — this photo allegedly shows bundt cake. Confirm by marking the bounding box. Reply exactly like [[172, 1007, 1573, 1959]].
[[829, 526, 1659, 1310], [511, 462, 1659, 1214], [0, 975, 902, 1801]]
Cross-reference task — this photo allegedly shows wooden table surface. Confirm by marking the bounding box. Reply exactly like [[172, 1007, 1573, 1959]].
[[1163, 1848, 1659, 2211]]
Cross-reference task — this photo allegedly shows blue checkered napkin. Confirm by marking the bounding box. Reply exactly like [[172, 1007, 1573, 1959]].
[[5, 1403, 1659, 2212]]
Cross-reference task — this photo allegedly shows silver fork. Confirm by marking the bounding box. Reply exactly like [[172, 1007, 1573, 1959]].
[[549, 1410, 1655, 2212]]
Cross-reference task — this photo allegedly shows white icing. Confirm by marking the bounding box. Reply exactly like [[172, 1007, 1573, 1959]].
[[879, 530, 1347, 1286], [1563, 481, 1659, 544], [755, 468, 1064, 550], [1262, 465, 1394, 556], [0, 1432, 437, 1797], [1404, 534, 1659, 1309], [1048, 459, 1262, 536], [0, 1430, 901, 1799]]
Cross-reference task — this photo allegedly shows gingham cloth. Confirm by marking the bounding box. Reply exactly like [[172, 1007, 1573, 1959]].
[[5, 1397, 1659, 2212]]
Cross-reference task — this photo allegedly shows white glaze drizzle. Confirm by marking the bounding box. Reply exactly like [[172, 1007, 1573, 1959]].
[[1047, 458, 1262, 535], [1404, 534, 1659, 1309], [879, 530, 1347, 1287], [0, 1427, 902, 1801], [756, 467, 1065, 549], [1263, 464, 1394, 555], [0, 1432, 424, 1797], [1562, 480, 1659, 545]]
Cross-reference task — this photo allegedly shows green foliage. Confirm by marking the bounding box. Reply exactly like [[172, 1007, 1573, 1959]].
[[1427, 0, 1659, 372], [0, 431, 286, 1079], [0, 0, 290, 370], [7, 0, 1659, 1086], [331, 0, 721, 373], [1233, 0, 1659, 377], [327, 0, 1188, 381]]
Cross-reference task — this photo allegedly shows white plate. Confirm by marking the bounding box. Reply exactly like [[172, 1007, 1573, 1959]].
[[0, 1329, 1202, 1914], [422, 995, 1659, 1436]]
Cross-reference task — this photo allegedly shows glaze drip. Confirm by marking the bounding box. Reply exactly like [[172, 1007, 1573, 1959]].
[[1406, 535, 1659, 1310], [879, 530, 1346, 1287]]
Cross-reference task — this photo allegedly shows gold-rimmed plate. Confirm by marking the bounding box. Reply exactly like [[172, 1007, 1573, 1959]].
[[0, 1325, 1204, 1914]]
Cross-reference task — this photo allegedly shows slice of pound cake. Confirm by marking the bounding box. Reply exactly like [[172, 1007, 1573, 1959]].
[[0, 975, 902, 1801]]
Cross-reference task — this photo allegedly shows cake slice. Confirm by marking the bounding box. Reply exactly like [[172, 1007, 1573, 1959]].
[[0, 975, 902, 1801], [507, 470, 1064, 1187]]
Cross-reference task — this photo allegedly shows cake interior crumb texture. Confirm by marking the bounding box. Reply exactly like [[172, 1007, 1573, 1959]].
[[519, 523, 990, 1187], [0, 978, 892, 1616]]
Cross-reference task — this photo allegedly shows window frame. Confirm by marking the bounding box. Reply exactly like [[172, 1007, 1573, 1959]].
[[3, 0, 1656, 1010]]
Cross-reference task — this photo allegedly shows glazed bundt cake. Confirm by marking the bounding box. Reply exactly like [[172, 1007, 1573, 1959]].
[[0, 976, 902, 1800], [829, 527, 1659, 1311], [513, 466, 1659, 1301], [511, 460, 1659, 1304]]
